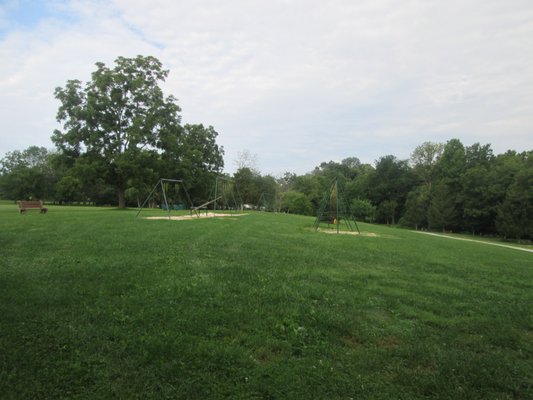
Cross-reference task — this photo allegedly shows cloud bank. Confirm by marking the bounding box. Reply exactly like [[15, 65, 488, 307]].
[[1, 0, 532, 175]]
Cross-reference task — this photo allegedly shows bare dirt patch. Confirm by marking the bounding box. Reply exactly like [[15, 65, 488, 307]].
[[145, 212, 248, 221], [316, 228, 378, 237]]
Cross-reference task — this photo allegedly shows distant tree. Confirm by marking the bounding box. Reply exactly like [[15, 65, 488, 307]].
[[0, 146, 56, 200], [460, 143, 496, 234], [55, 175, 83, 203], [496, 157, 533, 240], [257, 175, 279, 211], [434, 139, 466, 182], [277, 172, 296, 191], [400, 186, 430, 230], [234, 167, 261, 205], [281, 191, 313, 215], [350, 198, 376, 222], [345, 163, 375, 201], [66, 156, 117, 205], [341, 156, 362, 172], [490, 151, 524, 194], [377, 199, 398, 225], [234, 149, 259, 174], [410, 141, 444, 187], [165, 123, 224, 204], [465, 142, 493, 168], [432, 139, 466, 230], [428, 183, 458, 231], [460, 166, 493, 234], [313, 160, 350, 187], [368, 155, 415, 223], [292, 174, 324, 212], [52, 55, 183, 208]]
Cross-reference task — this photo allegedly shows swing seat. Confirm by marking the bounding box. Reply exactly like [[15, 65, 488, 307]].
[[161, 203, 185, 211]]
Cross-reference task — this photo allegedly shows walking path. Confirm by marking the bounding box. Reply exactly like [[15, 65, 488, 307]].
[[412, 231, 533, 253]]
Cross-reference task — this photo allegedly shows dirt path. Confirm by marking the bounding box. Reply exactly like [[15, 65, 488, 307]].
[[412, 231, 533, 253]]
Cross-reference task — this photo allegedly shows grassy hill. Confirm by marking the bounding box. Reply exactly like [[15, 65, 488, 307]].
[[1, 205, 532, 399]]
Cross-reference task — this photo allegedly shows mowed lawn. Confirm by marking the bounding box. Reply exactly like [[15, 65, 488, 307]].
[[1, 204, 532, 399]]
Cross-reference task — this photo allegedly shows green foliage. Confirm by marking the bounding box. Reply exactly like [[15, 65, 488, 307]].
[[292, 173, 324, 212], [0, 146, 56, 200], [400, 186, 430, 229], [162, 123, 224, 204], [368, 155, 415, 224], [257, 175, 279, 211], [410, 141, 444, 186], [55, 175, 82, 203], [496, 158, 533, 240], [2, 127, 531, 239], [281, 190, 313, 215], [232, 168, 279, 212], [51, 56, 225, 208], [1, 206, 532, 398], [350, 198, 376, 222], [428, 183, 458, 231], [377, 199, 398, 225], [234, 167, 261, 205]]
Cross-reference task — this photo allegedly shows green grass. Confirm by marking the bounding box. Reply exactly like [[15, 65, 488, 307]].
[[1, 205, 532, 399]]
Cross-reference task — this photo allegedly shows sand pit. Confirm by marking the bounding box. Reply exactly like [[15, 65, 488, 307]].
[[144, 212, 248, 221], [317, 229, 378, 237]]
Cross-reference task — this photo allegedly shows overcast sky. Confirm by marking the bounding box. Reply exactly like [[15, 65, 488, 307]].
[[1, 0, 532, 175]]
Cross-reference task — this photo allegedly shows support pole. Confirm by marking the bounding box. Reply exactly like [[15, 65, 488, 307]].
[[161, 180, 170, 220], [136, 180, 161, 218], [335, 179, 340, 234], [313, 177, 360, 234], [214, 178, 219, 211]]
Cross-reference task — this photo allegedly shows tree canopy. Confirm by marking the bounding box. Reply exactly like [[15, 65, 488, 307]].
[[52, 55, 223, 208]]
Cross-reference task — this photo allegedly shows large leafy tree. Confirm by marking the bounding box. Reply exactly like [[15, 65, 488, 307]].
[[52, 56, 182, 208], [161, 123, 224, 204]]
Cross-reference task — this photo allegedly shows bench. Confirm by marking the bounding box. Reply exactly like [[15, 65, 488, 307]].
[[18, 200, 48, 214]]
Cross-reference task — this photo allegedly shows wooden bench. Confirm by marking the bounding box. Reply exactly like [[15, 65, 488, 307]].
[[18, 200, 48, 214]]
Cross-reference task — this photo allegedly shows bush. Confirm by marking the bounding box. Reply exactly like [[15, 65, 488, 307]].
[[281, 191, 313, 215]]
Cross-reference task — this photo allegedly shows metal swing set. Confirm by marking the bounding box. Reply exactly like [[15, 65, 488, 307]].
[[136, 178, 194, 220]]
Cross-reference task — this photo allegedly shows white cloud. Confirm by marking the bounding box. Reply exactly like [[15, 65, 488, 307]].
[[1, 0, 532, 175]]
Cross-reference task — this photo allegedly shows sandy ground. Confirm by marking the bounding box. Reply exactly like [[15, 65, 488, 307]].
[[144, 212, 248, 221], [317, 228, 378, 237]]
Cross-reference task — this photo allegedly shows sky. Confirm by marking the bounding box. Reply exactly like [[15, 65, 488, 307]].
[[1, 0, 532, 176]]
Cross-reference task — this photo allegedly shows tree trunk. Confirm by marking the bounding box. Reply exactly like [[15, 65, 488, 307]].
[[117, 188, 126, 209]]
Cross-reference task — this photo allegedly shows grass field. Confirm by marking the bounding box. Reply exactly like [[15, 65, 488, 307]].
[[1, 204, 532, 399]]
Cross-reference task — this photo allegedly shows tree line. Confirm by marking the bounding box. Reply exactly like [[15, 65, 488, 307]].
[[0, 56, 531, 240], [5, 138, 529, 239], [230, 140, 532, 241]]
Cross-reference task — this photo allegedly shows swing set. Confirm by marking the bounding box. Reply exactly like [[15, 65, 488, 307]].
[[314, 178, 360, 234], [136, 178, 194, 219], [212, 176, 241, 212]]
